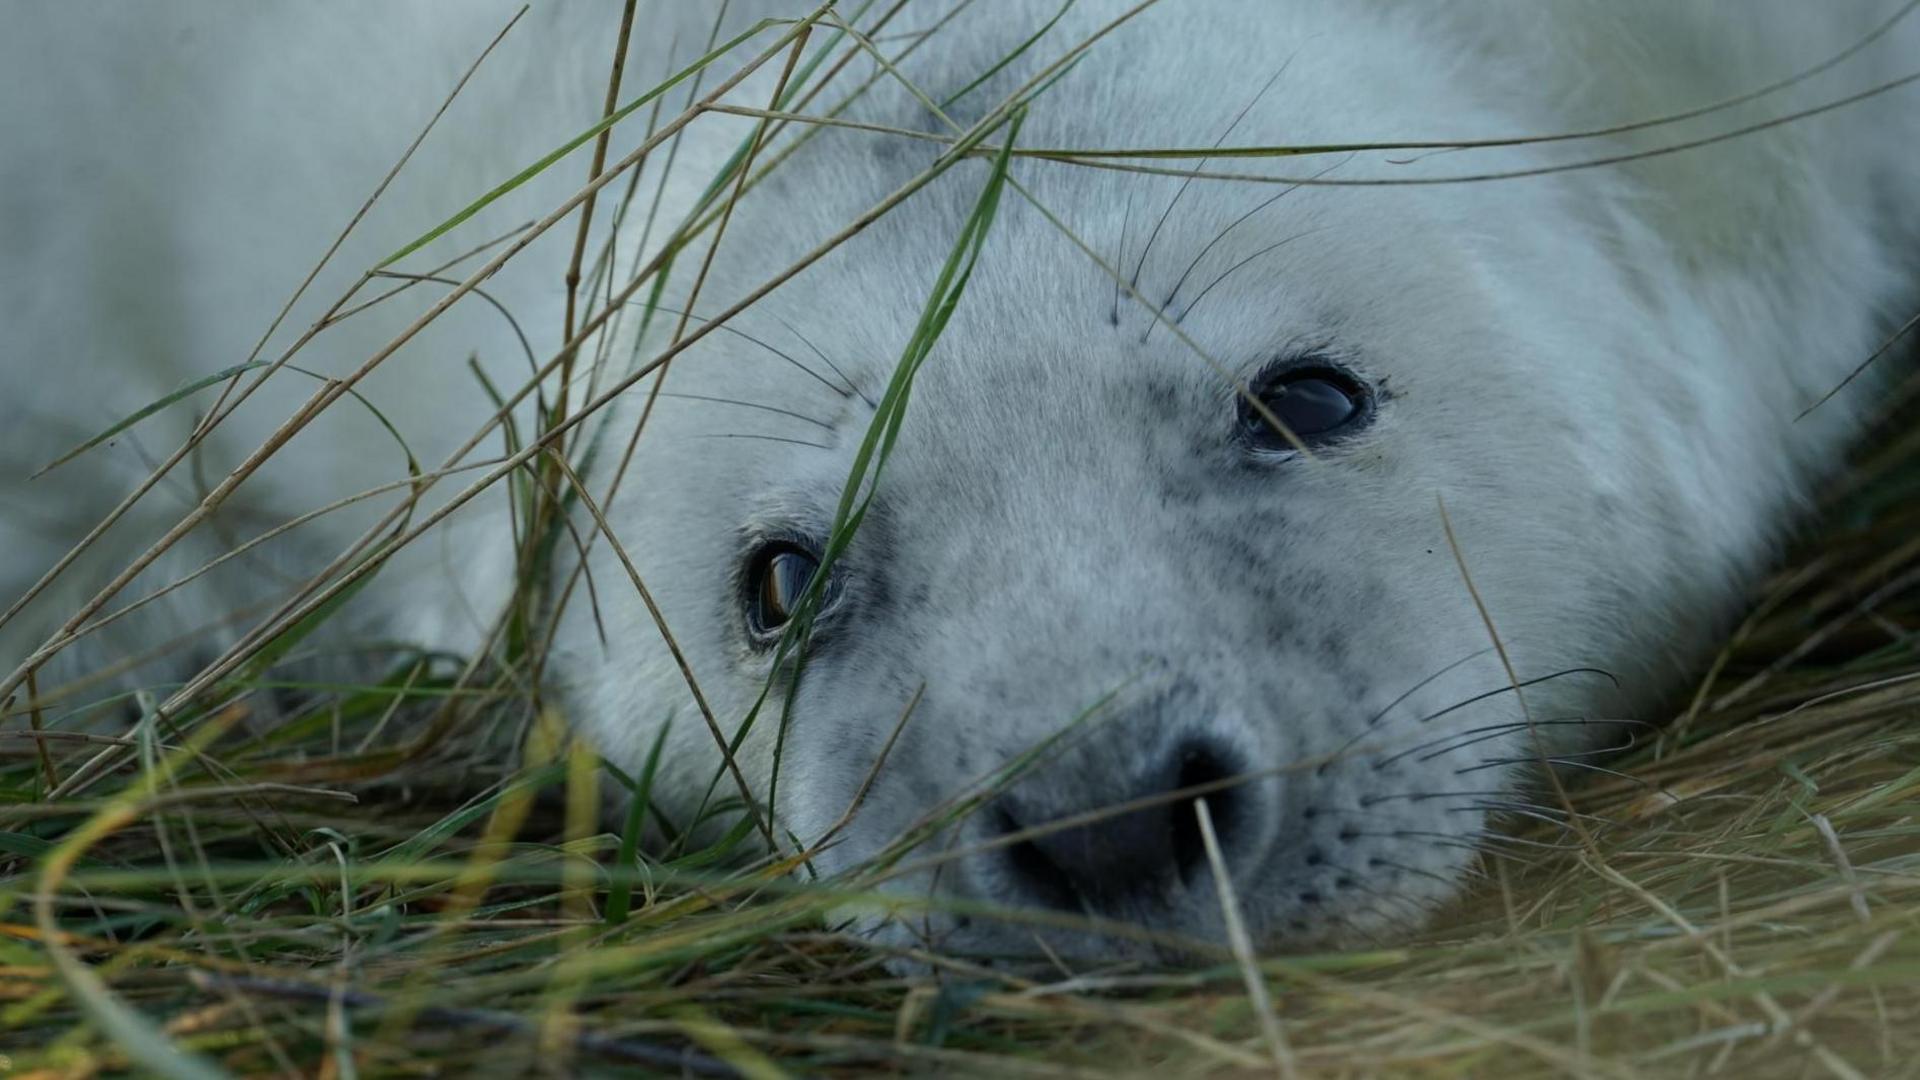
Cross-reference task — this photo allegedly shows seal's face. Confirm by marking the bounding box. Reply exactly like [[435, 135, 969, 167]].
[[571, 3, 1751, 961], [733, 181, 1630, 958]]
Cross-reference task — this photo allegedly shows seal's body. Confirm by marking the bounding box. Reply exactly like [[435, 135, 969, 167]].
[[4, 3, 1917, 959]]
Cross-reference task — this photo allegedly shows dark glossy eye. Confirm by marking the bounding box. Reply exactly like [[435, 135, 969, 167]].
[[746, 543, 821, 636], [1241, 363, 1372, 450]]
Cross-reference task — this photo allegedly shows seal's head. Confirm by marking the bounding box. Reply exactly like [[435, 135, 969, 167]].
[[559, 1, 1794, 961]]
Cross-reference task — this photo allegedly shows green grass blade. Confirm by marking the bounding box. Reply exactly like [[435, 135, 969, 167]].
[[376, 18, 788, 269], [31, 361, 269, 478], [378, 761, 568, 865], [940, 0, 1076, 109], [606, 719, 672, 924], [757, 106, 1028, 849]]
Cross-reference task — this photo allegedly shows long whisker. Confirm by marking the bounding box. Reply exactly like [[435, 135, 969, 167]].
[[654, 390, 836, 430], [1479, 728, 1642, 764], [1128, 60, 1292, 292], [623, 301, 852, 399], [1109, 188, 1134, 325], [1161, 153, 1353, 307], [1417, 718, 1649, 764], [1325, 664, 1619, 775], [1457, 801, 1616, 831], [1455, 756, 1659, 790], [1370, 647, 1500, 728], [777, 316, 877, 408], [1355, 788, 1614, 831], [1407, 667, 1620, 728], [1322, 646, 1498, 775], [693, 433, 833, 450], [1458, 830, 1589, 852], [1345, 829, 1555, 865], [1387, 827, 1587, 853], [1371, 716, 1654, 769], [1167, 227, 1322, 327], [1362, 789, 1611, 824], [1361, 787, 1528, 806]]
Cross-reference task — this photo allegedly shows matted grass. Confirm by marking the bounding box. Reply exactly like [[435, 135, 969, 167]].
[[4, 3, 1919, 1076]]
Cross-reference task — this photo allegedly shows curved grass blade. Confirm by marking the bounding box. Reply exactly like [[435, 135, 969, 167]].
[[376, 17, 791, 269], [31, 361, 269, 478], [940, 0, 1076, 109], [756, 107, 1028, 846], [606, 719, 673, 924]]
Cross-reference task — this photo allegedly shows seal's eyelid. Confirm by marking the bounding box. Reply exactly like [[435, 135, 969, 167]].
[[1238, 357, 1377, 453], [739, 527, 844, 643], [744, 540, 821, 638], [756, 548, 817, 630]]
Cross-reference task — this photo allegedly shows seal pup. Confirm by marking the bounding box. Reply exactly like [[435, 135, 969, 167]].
[[3, 2, 1917, 962]]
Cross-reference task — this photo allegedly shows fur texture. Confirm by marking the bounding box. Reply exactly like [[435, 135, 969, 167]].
[[4, 2, 1917, 961]]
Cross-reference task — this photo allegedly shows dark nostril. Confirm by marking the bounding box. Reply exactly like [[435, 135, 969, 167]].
[[997, 794, 1182, 911], [994, 737, 1250, 911], [1169, 739, 1242, 880], [996, 804, 1083, 912]]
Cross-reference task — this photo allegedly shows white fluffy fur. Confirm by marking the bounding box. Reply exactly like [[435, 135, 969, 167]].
[[4, 2, 1917, 960]]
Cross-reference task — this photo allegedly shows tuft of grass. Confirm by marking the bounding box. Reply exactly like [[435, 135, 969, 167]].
[[4, 4, 1920, 1077]]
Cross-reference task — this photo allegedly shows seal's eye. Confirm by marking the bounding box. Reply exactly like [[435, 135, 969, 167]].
[[1241, 363, 1372, 450], [746, 543, 821, 636]]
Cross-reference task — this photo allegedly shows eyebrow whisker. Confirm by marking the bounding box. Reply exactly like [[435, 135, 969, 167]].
[[624, 301, 853, 400], [655, 390, 836, 430], [1128, 59, 1293, 294], [1164, 227, 1322, 332], [1162, 153, 1353, 309], [693, 433, 833, 450]]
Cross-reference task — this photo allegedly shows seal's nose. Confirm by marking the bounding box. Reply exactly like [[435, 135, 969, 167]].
[[991, 737, 1248, 911]]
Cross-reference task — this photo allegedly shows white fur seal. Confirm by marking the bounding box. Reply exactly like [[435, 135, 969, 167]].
[[3, 2, 1918, 963]]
